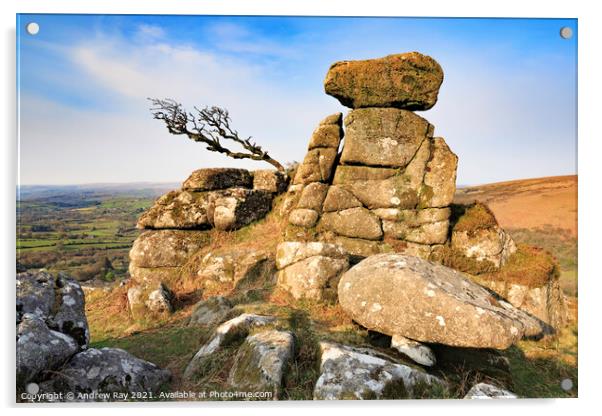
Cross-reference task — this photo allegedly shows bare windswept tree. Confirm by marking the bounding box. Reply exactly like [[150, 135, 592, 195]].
[[149, 98, 285, 172]]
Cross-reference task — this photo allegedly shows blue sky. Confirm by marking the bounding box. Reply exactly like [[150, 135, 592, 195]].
[[17, 14, 577, 185]]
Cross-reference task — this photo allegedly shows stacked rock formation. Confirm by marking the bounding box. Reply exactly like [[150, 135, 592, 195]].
[[284, 52, 459, 260], [128, 168, 288, 318], [278, 52, 565, 335]]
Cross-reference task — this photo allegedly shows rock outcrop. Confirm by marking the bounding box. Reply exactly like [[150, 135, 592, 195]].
[[313, 341, 445, 400], [16, 271, 170, 400], [283, 52, 458, 261], [338, 254, 544, 349], [39, 348, 171, 401], [128, 167, 288, 319]]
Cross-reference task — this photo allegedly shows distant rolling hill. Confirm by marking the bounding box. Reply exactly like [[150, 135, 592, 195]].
[[454, 175, 577, 236]]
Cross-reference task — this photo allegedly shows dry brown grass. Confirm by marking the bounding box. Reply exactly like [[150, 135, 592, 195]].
[[482, 243, 559, 288], [454, 175, 577, 236]]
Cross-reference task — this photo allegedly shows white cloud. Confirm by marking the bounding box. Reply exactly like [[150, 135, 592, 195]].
[[20, 31, 341, 184]]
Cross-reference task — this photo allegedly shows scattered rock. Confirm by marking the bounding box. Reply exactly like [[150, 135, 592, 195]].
[[189, 296, 232, 326], [324, 52, 444, 110], [228, 330, 295, 399], [390, 335, 436, 367], [17, 314, 79, 388], [313, 341, 445, 400], [252, 169, 290, 194], [338, 254, 544, 349], [340, 108, 431, 168], [40, 348, 171, 401], [464, 383, 517, 399], [182, 168, 253, 191], [184, 314, 276, 379]]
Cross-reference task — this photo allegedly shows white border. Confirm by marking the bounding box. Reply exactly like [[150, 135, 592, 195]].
[[2, 1, 601, 415]]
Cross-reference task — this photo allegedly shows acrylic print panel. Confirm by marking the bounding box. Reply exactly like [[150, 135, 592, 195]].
[[16, 14, 577, 402]]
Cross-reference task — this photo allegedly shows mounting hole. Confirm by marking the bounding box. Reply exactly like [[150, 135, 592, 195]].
[[560, 378, 573, 391], [560, 26, 573, 39], [26, 22, 40, 35]]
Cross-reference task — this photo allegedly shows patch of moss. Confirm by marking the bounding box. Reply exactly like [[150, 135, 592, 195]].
[[452, 202, 498, 236], [481, 243, 559, 288], [431, 244, 498, 275]]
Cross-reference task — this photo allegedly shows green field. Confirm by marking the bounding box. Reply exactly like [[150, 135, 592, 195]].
[[17, 191, 158, 282]]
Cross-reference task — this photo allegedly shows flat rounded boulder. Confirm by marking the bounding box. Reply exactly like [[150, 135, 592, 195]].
[[324, 52, 444, 110], [338, 254, 543, 349]]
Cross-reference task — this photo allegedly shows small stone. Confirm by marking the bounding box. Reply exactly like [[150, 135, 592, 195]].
[[390, 334, 436, 367], [464, 383, 517, 399]]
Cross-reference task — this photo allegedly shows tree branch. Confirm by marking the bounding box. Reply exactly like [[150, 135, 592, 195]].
[[149, 98, 285, 172]]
